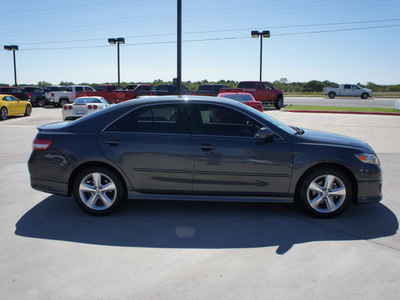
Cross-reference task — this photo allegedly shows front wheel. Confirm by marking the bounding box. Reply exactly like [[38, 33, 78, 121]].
[[328, 92, 336, 99], [73, 167, 125, 216], [361, 93, 369, 99], [24, 105, 32, 116], [274, 96, 284, 110], [297, 168, 352, 218]]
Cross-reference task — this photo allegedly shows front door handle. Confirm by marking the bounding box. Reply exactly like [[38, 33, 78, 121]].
[[196, 143, 215, 152], [104, 139, 123, 146]]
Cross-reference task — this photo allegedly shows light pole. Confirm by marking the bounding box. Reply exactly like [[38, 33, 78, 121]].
[[177, 0, 182, 96], [108, 38, 125, 86], [251, 31, 270, 81], [4, 45, 19, 87]]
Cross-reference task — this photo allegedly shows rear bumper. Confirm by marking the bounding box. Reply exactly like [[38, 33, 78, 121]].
[[30, 177, 69, 196]]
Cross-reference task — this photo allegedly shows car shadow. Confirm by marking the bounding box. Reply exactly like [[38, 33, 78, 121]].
[[15, 195, 398, 255]]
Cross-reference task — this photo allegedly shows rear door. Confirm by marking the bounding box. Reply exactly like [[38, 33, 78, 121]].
[[98, 103, 194, 193]]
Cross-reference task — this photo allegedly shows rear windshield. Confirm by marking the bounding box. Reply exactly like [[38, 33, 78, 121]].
[[222, 94, 253, 102], [74, 98, 102, 104]]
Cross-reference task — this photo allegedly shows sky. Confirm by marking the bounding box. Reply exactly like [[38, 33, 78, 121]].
[[1, 0, 399, 86]]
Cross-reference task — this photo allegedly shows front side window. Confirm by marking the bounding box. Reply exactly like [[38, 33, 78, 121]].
[[257, 82, 264, 90], [189, 104, 262, 137], [106, 104, 190, 134]]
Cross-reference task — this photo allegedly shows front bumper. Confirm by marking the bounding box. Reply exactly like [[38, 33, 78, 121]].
[[356, 180, 382, 204]]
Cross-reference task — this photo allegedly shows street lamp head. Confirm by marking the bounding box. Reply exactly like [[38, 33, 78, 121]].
[[108, 38, 117, 45], [262, 31, 270, 38], [251, 31, 261, 38], [116, 38, 125, 44], [4, 45, 18, 51]]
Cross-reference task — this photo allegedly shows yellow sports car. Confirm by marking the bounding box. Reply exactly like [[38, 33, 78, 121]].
[[0, 94, 32, 121]]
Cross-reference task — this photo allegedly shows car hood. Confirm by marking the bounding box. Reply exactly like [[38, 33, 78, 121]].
[[296, 129, 372, 151]]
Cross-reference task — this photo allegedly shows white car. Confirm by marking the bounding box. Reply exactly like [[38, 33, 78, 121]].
[[62, 96, 110, 120]]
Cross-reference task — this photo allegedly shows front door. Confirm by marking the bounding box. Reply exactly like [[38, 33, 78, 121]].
[[189, 103, 292, 196]]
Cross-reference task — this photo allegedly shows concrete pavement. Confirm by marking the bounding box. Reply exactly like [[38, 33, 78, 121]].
[[0, 107, 399, 299]]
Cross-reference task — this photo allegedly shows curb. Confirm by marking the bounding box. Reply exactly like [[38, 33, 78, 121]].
[[283, 110, 400, 116]]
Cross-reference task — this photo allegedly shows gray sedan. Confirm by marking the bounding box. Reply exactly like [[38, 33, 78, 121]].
[[28, 96, 382, 218]]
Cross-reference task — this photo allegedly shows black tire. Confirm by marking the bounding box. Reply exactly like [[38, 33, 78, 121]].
[[73, 166, 125, 216], [361, 93, 369, 99], [24, 105, 32, 116], [274, 96, 284, 110], [297, 167, 352, 218], [328, 92, 336, 99], [59, 99, 68, 107], [37, 98, 45, 107], [0, 107, 8, 120]]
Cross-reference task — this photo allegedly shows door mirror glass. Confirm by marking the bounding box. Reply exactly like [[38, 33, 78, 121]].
[[258, 127, 275, 142]]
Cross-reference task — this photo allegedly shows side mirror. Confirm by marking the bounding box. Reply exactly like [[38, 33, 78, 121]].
[[258, 127, 275, 142]]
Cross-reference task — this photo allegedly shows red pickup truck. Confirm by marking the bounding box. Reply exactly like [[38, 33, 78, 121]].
[[219, 81, 284, 110], [79, 84, 155, 103]]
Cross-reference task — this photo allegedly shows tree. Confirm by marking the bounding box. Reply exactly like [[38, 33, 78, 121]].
[[37, 81, 52, 88]]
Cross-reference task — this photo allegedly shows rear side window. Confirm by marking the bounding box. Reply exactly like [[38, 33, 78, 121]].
[[238, 82, 255, 89], [106, 104, 190, 134]]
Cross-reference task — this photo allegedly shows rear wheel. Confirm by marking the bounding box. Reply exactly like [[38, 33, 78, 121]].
[[37, 98, 45, 107], [297, 168, 352, 218], [0, 107, 8, 120], [73, 167, 125, 216], [24, 105, 32, 116], [328, 92, 336, 99], [59, 99, 68, 107]]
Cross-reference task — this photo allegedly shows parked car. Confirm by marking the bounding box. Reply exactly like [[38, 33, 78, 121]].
[[193, 84, 228, 96], [0, 94, 32, 121], [45, 85, 95, 107], [322, 84, 372, 99], [153, 84, 193, 95], [218, 92, 263, 112], [220, 81, 284, 109], [0, 86, 28, 100], [124, 84, 156, 96], [62, 96, 111, 121], [21, 86, 46, 107], [28, 96, 382, 218]]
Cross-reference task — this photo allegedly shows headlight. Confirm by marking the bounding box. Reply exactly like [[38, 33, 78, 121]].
[[355, 153, 380, 165]]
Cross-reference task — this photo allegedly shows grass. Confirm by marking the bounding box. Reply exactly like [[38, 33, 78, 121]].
[[283, 105, 400, 114]]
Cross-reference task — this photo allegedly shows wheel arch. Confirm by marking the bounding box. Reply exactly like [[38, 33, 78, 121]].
[[294, 162, 358, 204], [68, 161, 128, 196]]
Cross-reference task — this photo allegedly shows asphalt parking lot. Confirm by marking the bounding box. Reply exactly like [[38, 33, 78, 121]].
[[1, 106, 400, 299]]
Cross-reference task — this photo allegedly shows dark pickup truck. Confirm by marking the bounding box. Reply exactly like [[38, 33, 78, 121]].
[[21, 86, 46, 107], [153, 84, 193, 96], [219, 81, 284, 109], [0, 86, 28, 100], [124, 84, 156, 96], [193, 84, 228, 96]]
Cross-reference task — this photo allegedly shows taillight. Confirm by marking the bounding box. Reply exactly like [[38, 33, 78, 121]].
[[88, 105, 92, 109], [51, 93, 55, 97], [28, 93, 32, 98], [63, 106, 68, 110], [69, 105, 73, 110], [32, 139, 52, 150], [93, 105, 98, 109]]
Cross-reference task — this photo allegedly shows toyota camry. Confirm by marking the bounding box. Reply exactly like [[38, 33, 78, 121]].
[[28, 96, 382, 218]]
